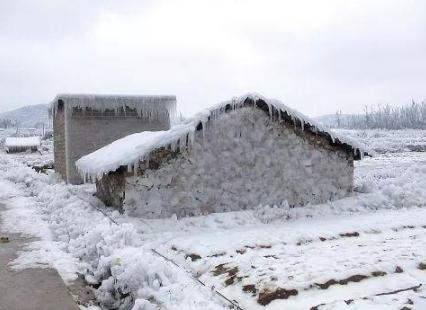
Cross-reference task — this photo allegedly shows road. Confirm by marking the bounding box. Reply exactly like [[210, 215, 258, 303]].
[[0, 203, 79, 310]]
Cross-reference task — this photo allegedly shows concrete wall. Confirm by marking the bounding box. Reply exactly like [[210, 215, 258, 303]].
[[118, 107, 354, 218], [66, 110, 170, 184], [53, 104, 67, 180]]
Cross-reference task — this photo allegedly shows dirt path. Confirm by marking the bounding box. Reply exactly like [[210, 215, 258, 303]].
[[0, 203, 79, 310]]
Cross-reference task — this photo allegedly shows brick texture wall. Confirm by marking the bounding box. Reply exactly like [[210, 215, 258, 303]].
[[66, 112, 170, 184]]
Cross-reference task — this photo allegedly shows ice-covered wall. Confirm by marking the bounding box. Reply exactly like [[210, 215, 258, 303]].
[[122, 107, 354, 218]]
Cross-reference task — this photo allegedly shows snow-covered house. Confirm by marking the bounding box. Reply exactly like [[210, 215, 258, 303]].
[[4, 136, 41, 153], [51, 94, 176, 184], [77, 94, 366, 218]]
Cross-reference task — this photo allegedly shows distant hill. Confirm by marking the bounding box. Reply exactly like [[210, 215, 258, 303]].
[[0, 104, 51, 128]]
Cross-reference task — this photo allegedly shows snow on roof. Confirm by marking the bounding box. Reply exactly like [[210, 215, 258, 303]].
[[76, 125, 193, 181], [76, 93, 369, 180], [51, 94, 177, 122], [5, 136, 41, 148]]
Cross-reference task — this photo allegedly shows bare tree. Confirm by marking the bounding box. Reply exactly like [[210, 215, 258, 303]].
[[337, 100, 426, 129], [336, 109, 342, 128]]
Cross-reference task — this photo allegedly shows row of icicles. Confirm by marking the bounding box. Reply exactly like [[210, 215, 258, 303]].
[[82, 97, 362, 182]]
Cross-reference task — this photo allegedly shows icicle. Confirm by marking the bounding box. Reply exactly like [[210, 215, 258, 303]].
[[291, 115, 296, 128], [134, 160, 139, 176], [57, 94, 176, 121], [179, 134, 187, 150], [127, 163, 132, 173], [201, 121, 207, 145], [188, 130, 195, 147], [268, 103, 272, 120], [186, 133, 190, 149]]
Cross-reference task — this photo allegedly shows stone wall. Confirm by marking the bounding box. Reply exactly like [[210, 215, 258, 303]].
[[95, 170, 126, 208], [119, 107, 354, 218], [66, 111, 170, 184]]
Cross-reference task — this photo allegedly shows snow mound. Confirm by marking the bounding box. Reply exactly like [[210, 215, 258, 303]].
[[77, 93, 369, 180], [5, 136, 40, 150]]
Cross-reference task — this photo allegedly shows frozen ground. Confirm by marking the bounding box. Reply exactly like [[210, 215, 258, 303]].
[[0, 129, 426, 309], [334, 129, 426, 154]]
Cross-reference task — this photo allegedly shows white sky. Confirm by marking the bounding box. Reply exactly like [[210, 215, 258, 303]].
[[0, 0, 425, 117]]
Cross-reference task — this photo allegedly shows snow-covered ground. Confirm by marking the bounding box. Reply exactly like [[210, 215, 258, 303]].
[[1, 129, 426, 309], [334, 129, 426, 154]]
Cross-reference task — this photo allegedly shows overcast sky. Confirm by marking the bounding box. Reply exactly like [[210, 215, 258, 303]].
[[0, 0, 425, 117]]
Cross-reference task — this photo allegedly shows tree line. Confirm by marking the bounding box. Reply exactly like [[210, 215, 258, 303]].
[[0, 119, 47, 129], [0, 119, 14, 128], [335, 100, 426, 129]]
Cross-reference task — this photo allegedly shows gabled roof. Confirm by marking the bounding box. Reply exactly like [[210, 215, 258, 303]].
[[76, 94, 369, 180]]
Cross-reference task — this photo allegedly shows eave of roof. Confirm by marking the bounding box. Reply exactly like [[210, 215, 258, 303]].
[[54, 93, 176, 102], [50, 93, 177, 120]]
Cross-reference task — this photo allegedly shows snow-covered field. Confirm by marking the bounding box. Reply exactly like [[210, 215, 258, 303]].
[[335, 129, 426, 154], [1, 129, 426, 309]]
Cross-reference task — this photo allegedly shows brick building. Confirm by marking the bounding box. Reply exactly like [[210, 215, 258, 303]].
[[52, 94, 176, 184]]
